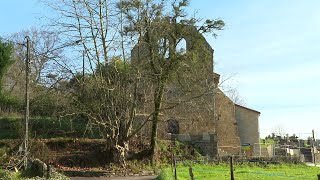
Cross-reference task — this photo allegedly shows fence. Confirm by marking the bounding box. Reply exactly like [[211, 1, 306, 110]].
[[168, 138, 320, 179], [168, 132, 320, 164], [195, 143, 319, 165], [170, 153, 320, 180], [166, 132, 320, 178], [249, 143, 319, 164]]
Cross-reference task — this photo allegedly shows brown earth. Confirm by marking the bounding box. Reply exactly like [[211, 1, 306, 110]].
[[0, 138, 159, 177]]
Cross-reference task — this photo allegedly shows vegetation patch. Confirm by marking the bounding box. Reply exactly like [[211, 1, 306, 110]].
[[0, 117, 103, 139], [158, 163, 320, 180], [0, 169, 69, 180]]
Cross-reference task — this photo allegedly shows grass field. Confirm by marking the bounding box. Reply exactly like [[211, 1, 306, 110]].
[[158, 163, 320, 180]]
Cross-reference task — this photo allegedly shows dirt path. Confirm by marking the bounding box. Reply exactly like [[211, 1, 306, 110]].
[[71, 175, 158, 180]]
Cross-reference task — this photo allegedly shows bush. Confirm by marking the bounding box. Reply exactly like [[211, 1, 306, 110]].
[[0, 169, 18, 180], [30, 92, 62, 117], [0, 118, 22, 139], [29, 141, 50, 162], [156, 168, 174, 180], [0, 148, 9, 165], [0, 93, 22, 112], [19, 167, 70, 180]]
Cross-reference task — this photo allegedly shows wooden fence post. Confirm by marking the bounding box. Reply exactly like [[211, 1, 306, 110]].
[[172, 152, 177, 180], [171, 152, 174, 173], [189, 166, 195, 180], [230, 156, 234, 180]]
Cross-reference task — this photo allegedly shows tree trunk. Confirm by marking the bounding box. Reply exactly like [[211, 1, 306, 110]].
[[150, 111, 159, 165], [112, 141, 129, 167], [150, 81, 165, 165]]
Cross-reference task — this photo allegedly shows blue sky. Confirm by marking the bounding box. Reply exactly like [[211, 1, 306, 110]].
[[1, 0, 319, 138], [0, 1, 47, 35]]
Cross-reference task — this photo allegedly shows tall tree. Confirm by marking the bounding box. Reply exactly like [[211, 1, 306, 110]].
[[120, 0, 225, 164]]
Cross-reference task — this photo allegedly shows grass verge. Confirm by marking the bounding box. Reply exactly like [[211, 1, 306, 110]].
[[157, 163, 320, 180]]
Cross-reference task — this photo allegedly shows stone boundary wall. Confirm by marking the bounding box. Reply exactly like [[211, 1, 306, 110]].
[[171, 133, 218, 158]]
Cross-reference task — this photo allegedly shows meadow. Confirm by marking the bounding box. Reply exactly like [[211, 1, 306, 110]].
[[158, 163, 320, 180]]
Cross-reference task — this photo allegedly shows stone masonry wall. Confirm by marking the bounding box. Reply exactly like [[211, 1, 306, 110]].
[[132, 23, 216, 141], [172, 133, 218, 158], [131, 23, 251, 157], [235, 105, 260, 147], [215, 88, 241, 154]]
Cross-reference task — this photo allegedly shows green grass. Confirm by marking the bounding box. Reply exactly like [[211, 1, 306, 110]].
[[260, 138, 277, 148], [158, 163, 320, 180]]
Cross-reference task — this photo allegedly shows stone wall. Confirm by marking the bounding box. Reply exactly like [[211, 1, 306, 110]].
[[215, 88, 241, 154], [160, 92, 215, 135], [172, 133, 218, 158], [132, 23, 217, 146], [131, 23, 262, 157], [235, 104, 260, 147]]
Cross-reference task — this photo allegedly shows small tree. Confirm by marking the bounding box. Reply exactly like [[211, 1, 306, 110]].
[[42, 0, 151, 166], [64, 58, 143, 167]]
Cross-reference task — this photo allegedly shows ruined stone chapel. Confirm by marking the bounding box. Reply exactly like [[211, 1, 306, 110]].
[[131, 23, 260, 157]]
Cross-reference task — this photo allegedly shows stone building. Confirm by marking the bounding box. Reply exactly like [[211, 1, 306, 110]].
[[131, 23, 260, 157], [235, 104, 261, 154], [213, 74, 261, 155]]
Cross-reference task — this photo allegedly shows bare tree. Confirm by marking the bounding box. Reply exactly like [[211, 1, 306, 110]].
[[217, 74, 246, 106], [42, 0, 148, 166], [271, 125, 286, 137], [224, 88, 246, 106], [4, 28, 66, 97], [43, 0, 225, 166]]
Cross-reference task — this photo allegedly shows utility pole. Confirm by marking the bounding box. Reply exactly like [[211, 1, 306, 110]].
[[312, 129, 316, 165], [82, 50, 85, 82], [24, 36, 30, 170]]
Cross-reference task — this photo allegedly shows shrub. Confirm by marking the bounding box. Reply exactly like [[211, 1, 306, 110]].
[[156, 168, 174, 180], [0, 148, 9, 165], [0, 93, 22, 112], [29, 141, 50, 162], [0, 118, 22, 139], [0, 169, 17, 180], [30, 92, 61, 117]]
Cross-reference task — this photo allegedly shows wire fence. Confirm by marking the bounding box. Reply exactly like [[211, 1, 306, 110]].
[[171, 154, 319, 180], [168, 132, 320, 180]]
